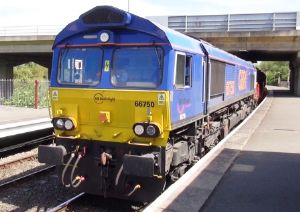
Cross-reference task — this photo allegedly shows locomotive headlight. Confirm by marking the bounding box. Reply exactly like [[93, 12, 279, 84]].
[[134, 124, 144, 136], [100, 32, 110, 42], [133, 123, 161, 137], [52, 117, 76, 131], [64, 119, 74, 130], [55, 118, 64, 130], [146, 125, 156, 136]]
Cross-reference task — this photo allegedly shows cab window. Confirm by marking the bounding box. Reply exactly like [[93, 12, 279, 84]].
[[58, 47, 103, 86], [111, 47, 163, 88]]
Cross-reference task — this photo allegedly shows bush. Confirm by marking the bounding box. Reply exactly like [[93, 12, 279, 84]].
[[2, 62, 50, 108], [257, 61, 289, 85], [3, 80, 49, 108]]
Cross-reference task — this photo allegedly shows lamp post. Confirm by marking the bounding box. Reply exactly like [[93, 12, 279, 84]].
[[128, 0, 130, 12]]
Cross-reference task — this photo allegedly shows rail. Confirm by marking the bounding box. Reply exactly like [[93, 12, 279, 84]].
[[0, 135, 53, 154], [0, 165, 55, 188], [48, 192, 85, 212], [149, 11, 300, 32]]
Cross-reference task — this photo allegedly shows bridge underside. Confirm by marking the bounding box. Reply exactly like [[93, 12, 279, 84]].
[[0, 35, 54, 79], [187, 31, 300, 96], [0, 32, 299, 95], [0, 53, 52, 79]]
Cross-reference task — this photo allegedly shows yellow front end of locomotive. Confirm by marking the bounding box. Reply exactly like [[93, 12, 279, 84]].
[[49, 88, 171, 147]]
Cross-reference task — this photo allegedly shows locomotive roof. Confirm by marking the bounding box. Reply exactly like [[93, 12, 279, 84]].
[[153, 23, 253, 68], [54, 5, 253, 69]]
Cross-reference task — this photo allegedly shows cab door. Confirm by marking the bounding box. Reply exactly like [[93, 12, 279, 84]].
[[170, 51, 204, 129]]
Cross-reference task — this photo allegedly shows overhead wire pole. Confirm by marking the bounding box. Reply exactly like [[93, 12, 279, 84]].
[[128, 0, 130, 12]]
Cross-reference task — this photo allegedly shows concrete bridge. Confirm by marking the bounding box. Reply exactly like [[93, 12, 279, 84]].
[[1, 12, 300, 95], [150, 12, 300, 95], [0, 25, 59, 79]]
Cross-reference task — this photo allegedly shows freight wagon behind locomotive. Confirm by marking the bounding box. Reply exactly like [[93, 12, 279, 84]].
[[39, 6, 257, 202]]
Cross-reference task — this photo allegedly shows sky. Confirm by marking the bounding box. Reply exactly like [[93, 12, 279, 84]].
[[0, 0, 299, 26]]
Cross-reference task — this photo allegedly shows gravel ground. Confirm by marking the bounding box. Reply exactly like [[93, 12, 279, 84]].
[[0, 170, 79, 211], [0, 148, 78, 211], [0, 148, 42, 183], [0, 148, 38, 164], [66, 194, 147, 212], [0, 148, 145, 211], [0, 169, 145, 212]]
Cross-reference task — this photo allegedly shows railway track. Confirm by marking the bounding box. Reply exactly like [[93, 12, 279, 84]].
[[0, 165, 55, 188], [0, 153, 38, 168], [0, 152, 55, 188], [0, 134, 53, 155], [48, 192, 148, 212], [48, 192, 86, 212]]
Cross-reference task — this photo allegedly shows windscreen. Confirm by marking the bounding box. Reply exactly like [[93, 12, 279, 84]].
[[111, 47, 163, 88], [58, 47, 103, 86]]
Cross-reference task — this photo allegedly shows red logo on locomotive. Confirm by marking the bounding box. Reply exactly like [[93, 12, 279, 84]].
[[225, 81, 235, 96], [239, 70, 247, 90]]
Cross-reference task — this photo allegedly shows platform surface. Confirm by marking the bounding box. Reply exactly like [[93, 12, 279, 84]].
[[0, 106, 49, 125], [201, 89, 300, 212]]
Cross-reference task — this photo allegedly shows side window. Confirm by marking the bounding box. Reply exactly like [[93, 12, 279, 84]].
[[185, 56, 192, 87], [174, 52, 192, 89], [210, 60, 225, 98], [202, 59, 207, 102], [250, 72, 255, 90]]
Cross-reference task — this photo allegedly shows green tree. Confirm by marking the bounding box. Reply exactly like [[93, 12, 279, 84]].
[[13, 62, 48, 80], [257, 61, 289, 85], [4, 62, 49, 108]]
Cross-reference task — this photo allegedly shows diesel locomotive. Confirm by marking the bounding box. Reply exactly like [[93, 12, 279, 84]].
[[39, 6, 258, 201]]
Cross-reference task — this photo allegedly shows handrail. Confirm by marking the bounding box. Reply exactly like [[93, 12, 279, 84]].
[[0, 12, 299, 36], [149, 11, 300, 32], [0, 25, 64, 36]]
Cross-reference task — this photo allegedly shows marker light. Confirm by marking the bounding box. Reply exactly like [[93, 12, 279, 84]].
[[146, 125, 156, 136], [64, 119, 74, 130], [134, 124, 144, 136], [100, 32, 109, 42]]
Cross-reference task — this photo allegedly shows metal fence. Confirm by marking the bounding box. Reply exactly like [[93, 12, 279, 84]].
[[0, 12, 299, 37], [0, 79, 49, 108], [150, 12, 299, 33], [0, 25, 64, 36]]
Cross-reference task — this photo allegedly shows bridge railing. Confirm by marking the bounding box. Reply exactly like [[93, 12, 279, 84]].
[[0, 12, 299, 36], [152, 12, 300, 33], [0, 25, 64, 36]]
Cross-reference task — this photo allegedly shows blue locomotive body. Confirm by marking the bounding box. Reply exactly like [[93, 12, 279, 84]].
[[51, 6, 256, 129], [39, 6, 256, 201], [155, 26, 256, 128]]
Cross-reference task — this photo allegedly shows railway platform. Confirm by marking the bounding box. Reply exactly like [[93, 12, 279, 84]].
[[145, 86, 300, 212], [0, 106, 51, 138], [0, 106, 49, 125]]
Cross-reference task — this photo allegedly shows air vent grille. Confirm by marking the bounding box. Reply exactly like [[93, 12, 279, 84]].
[[80, 6, 128, 25]]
